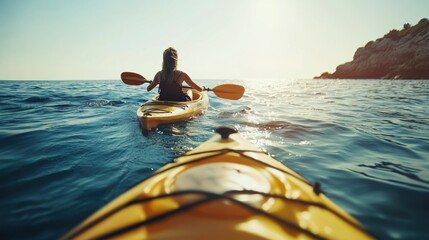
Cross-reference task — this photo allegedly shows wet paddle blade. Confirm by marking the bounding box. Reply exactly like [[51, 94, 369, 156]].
[[211, 84, 245, 100], [121, 72, 148, 85]]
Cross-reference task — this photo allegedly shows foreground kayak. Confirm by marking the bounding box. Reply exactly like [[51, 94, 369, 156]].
[[62, 127, 373, 239], [137, 88, 209, 130]]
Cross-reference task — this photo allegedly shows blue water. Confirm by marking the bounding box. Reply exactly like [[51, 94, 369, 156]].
[[0, 79, 428, 239]]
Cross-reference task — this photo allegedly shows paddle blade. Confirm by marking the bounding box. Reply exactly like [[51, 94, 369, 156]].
[[211, 84, 245, 100], [121, 72, 148, 85]]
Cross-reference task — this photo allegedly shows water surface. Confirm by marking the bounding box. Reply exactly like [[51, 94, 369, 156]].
[[0, 79, 428, 239]]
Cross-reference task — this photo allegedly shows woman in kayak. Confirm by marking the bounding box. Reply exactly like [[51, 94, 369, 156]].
[[147, 47, 204, 101]]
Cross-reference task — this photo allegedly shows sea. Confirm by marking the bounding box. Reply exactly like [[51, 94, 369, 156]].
[[0, 79, 428, 239]]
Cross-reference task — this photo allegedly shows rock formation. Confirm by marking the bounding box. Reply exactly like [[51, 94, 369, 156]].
[[315, 18, 429, 80]]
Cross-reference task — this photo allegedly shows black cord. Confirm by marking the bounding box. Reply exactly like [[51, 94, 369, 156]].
[[64, 149, 375, 239], [66, 190, 373, 240]]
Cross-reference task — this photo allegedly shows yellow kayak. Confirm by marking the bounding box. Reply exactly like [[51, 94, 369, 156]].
[[62, 127, 374, 239], [136, 89, 209, 130]]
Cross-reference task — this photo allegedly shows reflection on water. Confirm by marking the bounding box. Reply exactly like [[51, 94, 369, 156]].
[[240, 120, 290, 130], [217, 106, 252, 118], [354, 161, 429, 188]]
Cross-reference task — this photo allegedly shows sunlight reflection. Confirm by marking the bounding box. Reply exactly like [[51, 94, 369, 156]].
[[237, 219, 286, 239]]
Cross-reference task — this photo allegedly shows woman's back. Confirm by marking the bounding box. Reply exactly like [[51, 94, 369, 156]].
[[158, 70, 189, 101]]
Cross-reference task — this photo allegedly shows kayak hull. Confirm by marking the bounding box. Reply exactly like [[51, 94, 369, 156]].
[[62, 127, 373, 240], [137, 89, 209, 130]]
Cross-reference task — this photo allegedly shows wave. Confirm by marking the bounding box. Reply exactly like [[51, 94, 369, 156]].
[[240, 120, 290, 130], [360, 161, 428, 182], [217, 106, 252, 118], [84, 100, 126, 107], [23, 96, 50, 103], [239, 120, 322, 138], [49, 103, 80, 108]]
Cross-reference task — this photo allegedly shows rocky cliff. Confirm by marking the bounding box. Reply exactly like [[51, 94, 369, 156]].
[[315, 18, 429, 80]]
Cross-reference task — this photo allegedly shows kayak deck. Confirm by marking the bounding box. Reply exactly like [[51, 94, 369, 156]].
[[137, 89, 209, 130], [62, 127, 374, 240]]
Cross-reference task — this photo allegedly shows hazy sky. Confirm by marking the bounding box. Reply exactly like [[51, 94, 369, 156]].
[[0, 0, 428, 80]]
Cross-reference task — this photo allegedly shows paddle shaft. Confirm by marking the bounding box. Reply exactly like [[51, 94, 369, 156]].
[[121, 72, 244, 100]]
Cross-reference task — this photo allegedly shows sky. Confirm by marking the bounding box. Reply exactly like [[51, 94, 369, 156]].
[[0, 0, 428, 80]]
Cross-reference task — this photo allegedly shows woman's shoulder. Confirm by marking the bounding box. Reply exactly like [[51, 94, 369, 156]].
[[175, 70, 189, 77], [153, 71, 162, 80]]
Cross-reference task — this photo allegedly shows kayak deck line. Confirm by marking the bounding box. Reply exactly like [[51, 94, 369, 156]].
[[65, 188, 370, 240], [140, 101, 189, 109], [142, 108, 172, 116], [63, 148, 373, 239], [140, 102, 189, 116], [76, 190, 337, 240], [61, 127, 375, 240]]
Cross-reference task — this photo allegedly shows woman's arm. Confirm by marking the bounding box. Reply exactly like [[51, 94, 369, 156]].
[[182, 72, 204, 92], [147, 72, 160, 91]]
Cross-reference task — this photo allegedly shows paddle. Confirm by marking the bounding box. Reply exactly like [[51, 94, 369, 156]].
[[120, 72, 152, 85], [121, 72, 245, 100], [206, 84, 244, 100]]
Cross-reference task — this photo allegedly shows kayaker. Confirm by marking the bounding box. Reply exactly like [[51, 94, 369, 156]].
[[147, 47, 205, 101]]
